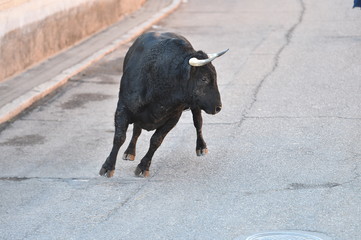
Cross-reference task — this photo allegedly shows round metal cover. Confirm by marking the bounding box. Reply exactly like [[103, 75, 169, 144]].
[[246, 231, 326, 240]]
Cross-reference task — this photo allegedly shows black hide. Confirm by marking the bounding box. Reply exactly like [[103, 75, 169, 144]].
[[99, 32, 224, 177]]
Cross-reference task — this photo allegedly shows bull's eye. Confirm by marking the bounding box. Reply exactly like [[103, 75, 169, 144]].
[[201, 77, 209, 83]]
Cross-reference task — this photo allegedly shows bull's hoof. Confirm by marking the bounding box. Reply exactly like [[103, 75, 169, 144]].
[[143, 170, 150, 177], [134, 166, 150, 178], [122, 153, 135, 161], [196, 148, 208, 156], [99, 167, 115, 178]]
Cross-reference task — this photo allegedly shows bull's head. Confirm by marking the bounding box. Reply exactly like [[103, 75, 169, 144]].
[[188, 49, 228, 115]]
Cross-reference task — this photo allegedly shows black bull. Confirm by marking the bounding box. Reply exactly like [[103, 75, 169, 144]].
[[99, 32, 228, 177]]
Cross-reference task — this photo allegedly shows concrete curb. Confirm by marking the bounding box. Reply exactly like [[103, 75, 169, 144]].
[[0, 0, 182, 125]]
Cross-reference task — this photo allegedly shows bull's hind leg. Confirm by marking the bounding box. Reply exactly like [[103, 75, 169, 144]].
[[99, 106, 129, 178], [135, 113, 181, 177], [192, 108, 208, 156], [122, 124, 142, 161]]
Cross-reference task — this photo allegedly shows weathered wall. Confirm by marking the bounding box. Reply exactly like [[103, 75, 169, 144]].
[[0, 0, 146, 82]]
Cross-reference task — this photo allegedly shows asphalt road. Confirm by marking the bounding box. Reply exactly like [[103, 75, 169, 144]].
[[1, 0, 360, 239]]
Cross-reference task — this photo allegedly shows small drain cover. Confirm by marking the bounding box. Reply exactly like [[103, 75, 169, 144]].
[[246, 231, 328, 240]]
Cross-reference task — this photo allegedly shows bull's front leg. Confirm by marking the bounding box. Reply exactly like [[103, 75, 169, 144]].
[[192, 108, 208, 156], [122, 124, 142, 161], [135, 113, 182, 177], [99, 105, 129, 178]]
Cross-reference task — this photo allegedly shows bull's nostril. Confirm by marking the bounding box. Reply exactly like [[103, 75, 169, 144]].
[[215, 106, 222, 113]]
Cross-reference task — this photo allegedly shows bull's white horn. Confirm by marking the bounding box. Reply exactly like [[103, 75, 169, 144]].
[[189, 49, 229, 67]]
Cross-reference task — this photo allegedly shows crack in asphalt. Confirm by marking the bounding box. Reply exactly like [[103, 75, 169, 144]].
[[0, 176, 159, 225], [228, 28, 279, 87], [238, 0, 306, 126], [93, 170, 162, 223], [0, 174, 163, 224], [0, 176, 163, 184], [244, 115, 361, 120], [243, 182, 343, 197], [0, 176, 94, 182]]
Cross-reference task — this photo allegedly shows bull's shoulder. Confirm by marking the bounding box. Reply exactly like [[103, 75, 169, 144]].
[[132, 102, 186, 131]]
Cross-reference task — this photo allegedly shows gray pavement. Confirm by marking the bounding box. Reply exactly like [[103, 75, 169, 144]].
[[1, 0, 361, 239]]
